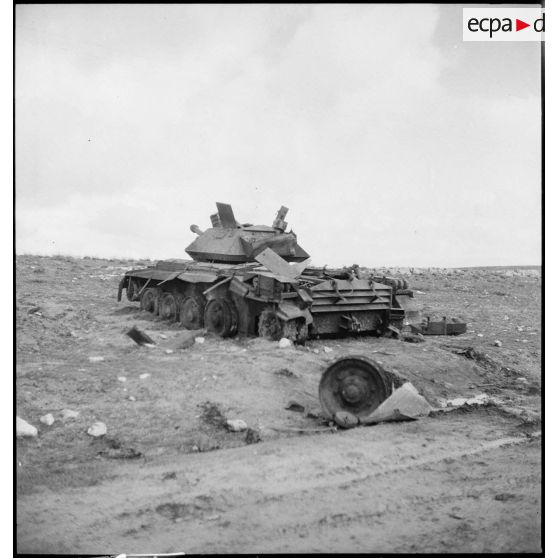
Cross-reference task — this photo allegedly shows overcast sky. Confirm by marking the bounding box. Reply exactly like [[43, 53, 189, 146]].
[[15, 4, 541, 267]]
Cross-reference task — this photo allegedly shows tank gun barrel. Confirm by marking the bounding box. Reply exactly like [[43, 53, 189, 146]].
[[190, 224, 203, 236]]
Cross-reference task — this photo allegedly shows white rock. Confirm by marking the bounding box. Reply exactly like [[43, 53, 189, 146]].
[[88, 356, 105, 362], [144, 343, 156, 349], [117, 376, 127, 382], [61, 409, 80, 420], [39, 413, 55, 426], [165, 349, 174, 354], [128, 395, 136, 401], [87, 421, 107, 437], [477, 333, 484, 338], [493, 340, 502, 347], [278, 338, 291, 348], [195, 337, 205, 344], [16, 417, 38, 437], [226, 419, 248, 432], [313, 348, 320, 354], [139, 373, 150, 380], [158, 334, 168, 339], [323, 347, 333, 353]]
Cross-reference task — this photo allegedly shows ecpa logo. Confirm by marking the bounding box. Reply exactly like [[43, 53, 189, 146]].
[[463, 8, 544, 42]]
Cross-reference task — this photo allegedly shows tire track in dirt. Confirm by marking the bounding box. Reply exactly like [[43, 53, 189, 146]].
[[17, 411, 541, 553]]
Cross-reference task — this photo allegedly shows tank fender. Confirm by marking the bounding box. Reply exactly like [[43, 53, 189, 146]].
[[276, 302, 313, 325]]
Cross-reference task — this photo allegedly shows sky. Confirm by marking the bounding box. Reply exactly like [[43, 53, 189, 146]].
[[15, 4, 542, 267]]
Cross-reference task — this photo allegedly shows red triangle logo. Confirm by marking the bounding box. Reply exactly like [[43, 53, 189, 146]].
[[516, 19, 530, 31]]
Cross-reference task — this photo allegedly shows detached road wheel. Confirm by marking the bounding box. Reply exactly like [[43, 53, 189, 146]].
[[319, 356, 391, 419], [159, 293, 179, 322], [204, 298, 238, 337], [179, 296, 206, 329], [140, 288, 159, 313]]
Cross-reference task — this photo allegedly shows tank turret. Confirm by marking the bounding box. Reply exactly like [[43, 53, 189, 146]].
[[185, 203, 310, 263]]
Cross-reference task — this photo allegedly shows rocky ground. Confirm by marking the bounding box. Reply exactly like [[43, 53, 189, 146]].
[[15, 255, 542, 553]]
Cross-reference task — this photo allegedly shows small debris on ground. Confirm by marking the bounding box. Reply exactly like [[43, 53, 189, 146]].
[[305, 408, 323, 419], [128, 396, 136, 401], [117, 376, 127, 382], [165, 349, 174, 354], [334, 411, 359, 429], [285, 400, 305, 413], [323, 347, 333, 353], [493, 340, 502, 347], [278, 338, 292, 348], [444, 393, 490, 408], [39, 413, 55, 426], [158, 333, 168, 339], [139, 373, 151, 380], [195, 337, 205, 344], [226, 419, 248, 432], [17, 417, 38, 437], [245, 428, 262, 444], [126, 325, 156, 346], [275, 368, 297, 378], [402, 332, 425, 343], [88, 356, 105, 363], [61, 409, 80, 421], [87, 421, 107, 437], [173, 329, 205, 350]]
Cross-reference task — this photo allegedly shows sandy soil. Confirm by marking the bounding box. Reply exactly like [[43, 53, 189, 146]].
[[15, 255, 542, 553]]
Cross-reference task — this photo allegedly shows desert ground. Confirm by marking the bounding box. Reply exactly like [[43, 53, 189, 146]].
[[16, 255, 542, 554]]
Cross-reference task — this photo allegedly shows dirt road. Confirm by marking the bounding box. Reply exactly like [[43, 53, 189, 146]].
[[16, 256, 542, 553]]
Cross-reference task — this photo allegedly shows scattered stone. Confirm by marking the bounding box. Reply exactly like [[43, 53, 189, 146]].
[[305, 408, 323, 419], [61, 409, 80, 420], [126, 325, 156, 346], [323, 347, 333, 353], [477, 334, 484, 338], [226, 419, 248, 432], [516, 377, 529, 385], [191, 445, 200, 452], [173, 329, 205, 350], [128, 396, 136, 401], [158, 334, 168, 339], [88, 356, 105, 363], [334, 411, 359, 429], [313, 349, 320, 354], [165, 349, 174, 354], [27, 306, 42, 315], [16, 417, 38, 438], [245, 428, 262, 444], [278, 338, 292, 348], [194, 434, 220, 452], [139, 373, 150, 380], [285, 400, 305, 413], [117, 376, 127, 382], [195, 337, 205, 344], [493, 340, 502, 347], [87, 421, 107, 437], [39, 413, 55, 426]]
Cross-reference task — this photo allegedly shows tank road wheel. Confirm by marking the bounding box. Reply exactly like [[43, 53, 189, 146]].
[[258, 309, 308, 344], [159, 293, 180, 322], [319, 356, 391, 420], [140, 288, 159, 313], [126, 278, 141, 301], [204, 298, 238, 338], [257, 308, 283, 340], [179, 296, 206, 330], [282, 319, 308, 345]]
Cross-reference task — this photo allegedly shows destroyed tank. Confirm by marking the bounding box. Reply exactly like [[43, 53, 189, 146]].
[[117, 203, 415, 342]]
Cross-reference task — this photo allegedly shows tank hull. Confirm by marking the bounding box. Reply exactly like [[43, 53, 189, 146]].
[[118, 259, 408, 342]]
